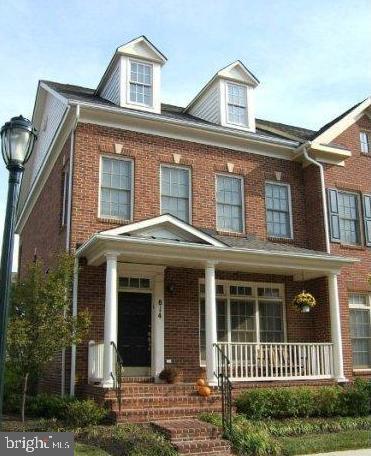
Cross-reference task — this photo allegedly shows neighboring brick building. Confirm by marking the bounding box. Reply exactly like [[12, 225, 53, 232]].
[[16, 36, 371, 420]]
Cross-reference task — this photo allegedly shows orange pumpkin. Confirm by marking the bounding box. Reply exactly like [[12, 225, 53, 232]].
[[196, 378, 206, 387], [198, 386, 212, 397]]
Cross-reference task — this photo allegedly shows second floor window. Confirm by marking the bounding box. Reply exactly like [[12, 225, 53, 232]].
[[161, 165, 191, 222], [328, 189, 360, 245], [360, 131, 370, 154], [265, 182, 292, 238], [100, 157, 132, 220], [216, 175, 243, 233], [227, 83, 247, 126], [129, 61, 153, 106]]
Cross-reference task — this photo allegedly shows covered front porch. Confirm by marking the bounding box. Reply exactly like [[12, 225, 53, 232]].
[[72, 215, 355, 392]]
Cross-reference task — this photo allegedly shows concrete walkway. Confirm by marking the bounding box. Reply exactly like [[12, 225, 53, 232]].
[[304, 449, 371, 456]]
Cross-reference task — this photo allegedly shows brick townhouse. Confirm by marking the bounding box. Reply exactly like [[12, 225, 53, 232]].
[[16, 36, 371, 422]]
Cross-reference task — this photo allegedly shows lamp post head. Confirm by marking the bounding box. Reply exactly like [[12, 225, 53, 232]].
[[0, 115, 37, 169]]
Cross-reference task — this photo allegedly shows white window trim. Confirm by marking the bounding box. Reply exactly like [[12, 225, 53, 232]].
[[215, 173, 245, 234], [98, 154, 134, 222], [225, 82, 249, 127], [265, 181, 294, 240], [61, 166, 70, 227], [198, 279, 287, 366], [127, 58, 154, 108], [349, 292, 371, 370], [160, 164, 192, 223], [337, 189, 363, 247], [360, 130, 371, 154]]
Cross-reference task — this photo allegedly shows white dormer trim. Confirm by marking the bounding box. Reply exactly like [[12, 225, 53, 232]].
[[186, 60, 259, 133], [99, 214, 226, 247], [96, 36, 166, 114]]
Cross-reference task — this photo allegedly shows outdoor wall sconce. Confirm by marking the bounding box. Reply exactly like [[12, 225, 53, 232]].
[[166, 284, 175, 294], [158, 299, 163, 319]]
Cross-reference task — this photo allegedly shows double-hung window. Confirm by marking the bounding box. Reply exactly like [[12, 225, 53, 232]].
[[216, 175, 244, 233], [199, 282, 284, 364], [100, 157, 133, 220], [161, 165, 191, 222], [349, 293, 371, 369], [129, 60, 153, 106], [227, 83, 248, 126], [265, 182, 292, 238], [328, 189, 361, 245], [360, 131, 370, 154]]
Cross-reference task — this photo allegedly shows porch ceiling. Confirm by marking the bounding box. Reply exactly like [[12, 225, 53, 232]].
[[76, 233, 357, 280]]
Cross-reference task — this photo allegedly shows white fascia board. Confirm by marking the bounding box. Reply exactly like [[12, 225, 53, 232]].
[[16, 105, 75, 234], [74, 102, 299, 160], [77, 233, 357, 273], [100, 214, 226, 247], [313, 97, 371, 145]]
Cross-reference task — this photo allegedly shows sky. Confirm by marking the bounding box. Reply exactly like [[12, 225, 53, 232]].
[[0, 0, 370, 269]]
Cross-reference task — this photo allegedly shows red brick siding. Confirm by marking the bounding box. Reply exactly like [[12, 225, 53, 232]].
[[324, 114, 371, 380]]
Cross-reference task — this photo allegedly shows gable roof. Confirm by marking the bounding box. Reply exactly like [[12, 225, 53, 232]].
[[99, 214, 227, 247], [117, 35, 167, 63]]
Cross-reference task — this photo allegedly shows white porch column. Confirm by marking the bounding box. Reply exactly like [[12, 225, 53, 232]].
[[102, 253, 118, 387], [152, 271, 165, 381], [328, 273, 346, 382], [205, 262, 217, 385]]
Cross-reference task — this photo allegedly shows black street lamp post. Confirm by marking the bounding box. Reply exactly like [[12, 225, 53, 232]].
[[0, 116, 37, 421]]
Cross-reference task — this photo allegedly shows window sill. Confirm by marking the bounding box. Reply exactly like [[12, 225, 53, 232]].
[[216, 229, 245, 237], [353, 368, 371, 374], [268, 236, 294, 243], [339, 243, 366, 251], [360, 152, 371, 157], [97, 217, 132, 225]]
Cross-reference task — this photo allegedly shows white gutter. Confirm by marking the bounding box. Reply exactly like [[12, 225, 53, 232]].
[[296, 141, 331, 253], [70, 257, 79, 397], [68, 99, 299, 149], [65, 105, 80, 251]]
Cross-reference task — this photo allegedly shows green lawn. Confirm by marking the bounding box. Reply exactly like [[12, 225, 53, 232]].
[[75, 443, 111, 456], [280, 429, 371, 455]]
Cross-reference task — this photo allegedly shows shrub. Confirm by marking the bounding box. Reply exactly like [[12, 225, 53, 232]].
[[27, 394, 74, 419], [76, 424, 177, 456], [230, 427, 282, 456], [235, 383, 369, 420], [62, 400, 108, 428], [340, 378, 369, 416]]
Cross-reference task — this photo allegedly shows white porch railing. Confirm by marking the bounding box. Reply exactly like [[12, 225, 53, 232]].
[[215, 342, 334, 381], [88, 340, 104, 383]]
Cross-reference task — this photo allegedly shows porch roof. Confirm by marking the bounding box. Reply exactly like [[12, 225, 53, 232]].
[[76, 215, 357, 280]]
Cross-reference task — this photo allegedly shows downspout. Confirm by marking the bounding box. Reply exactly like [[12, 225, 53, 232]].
[[69, 256, 79, 396], [61, 104, 80, 397], [296, 141, 330, 254]]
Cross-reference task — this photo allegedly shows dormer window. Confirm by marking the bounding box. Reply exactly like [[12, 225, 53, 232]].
[[227, 83, 247, 126], [129, 60, 153, 107]]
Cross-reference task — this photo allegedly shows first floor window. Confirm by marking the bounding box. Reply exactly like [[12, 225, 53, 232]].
[[161, 165, 191, 222], [265, 182, 292, 238], [199, 282, 284, 364], [216, 175, 243, 232], [360, 131, 370, 154], [100, 157, 133, 220], [349, 293, 371, 369]]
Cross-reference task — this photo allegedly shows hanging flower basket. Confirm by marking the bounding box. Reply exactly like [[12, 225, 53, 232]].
[[291, 291, 317, 313]]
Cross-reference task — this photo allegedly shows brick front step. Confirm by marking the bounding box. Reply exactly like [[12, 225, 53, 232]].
[[115, 405, 223, 423], [108, 393, 221, 410], [151, 419, 233, 455], [107, 383, 219, 398]]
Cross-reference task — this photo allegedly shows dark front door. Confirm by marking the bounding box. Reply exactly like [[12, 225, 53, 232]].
[[117, 292, 151, 367]]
